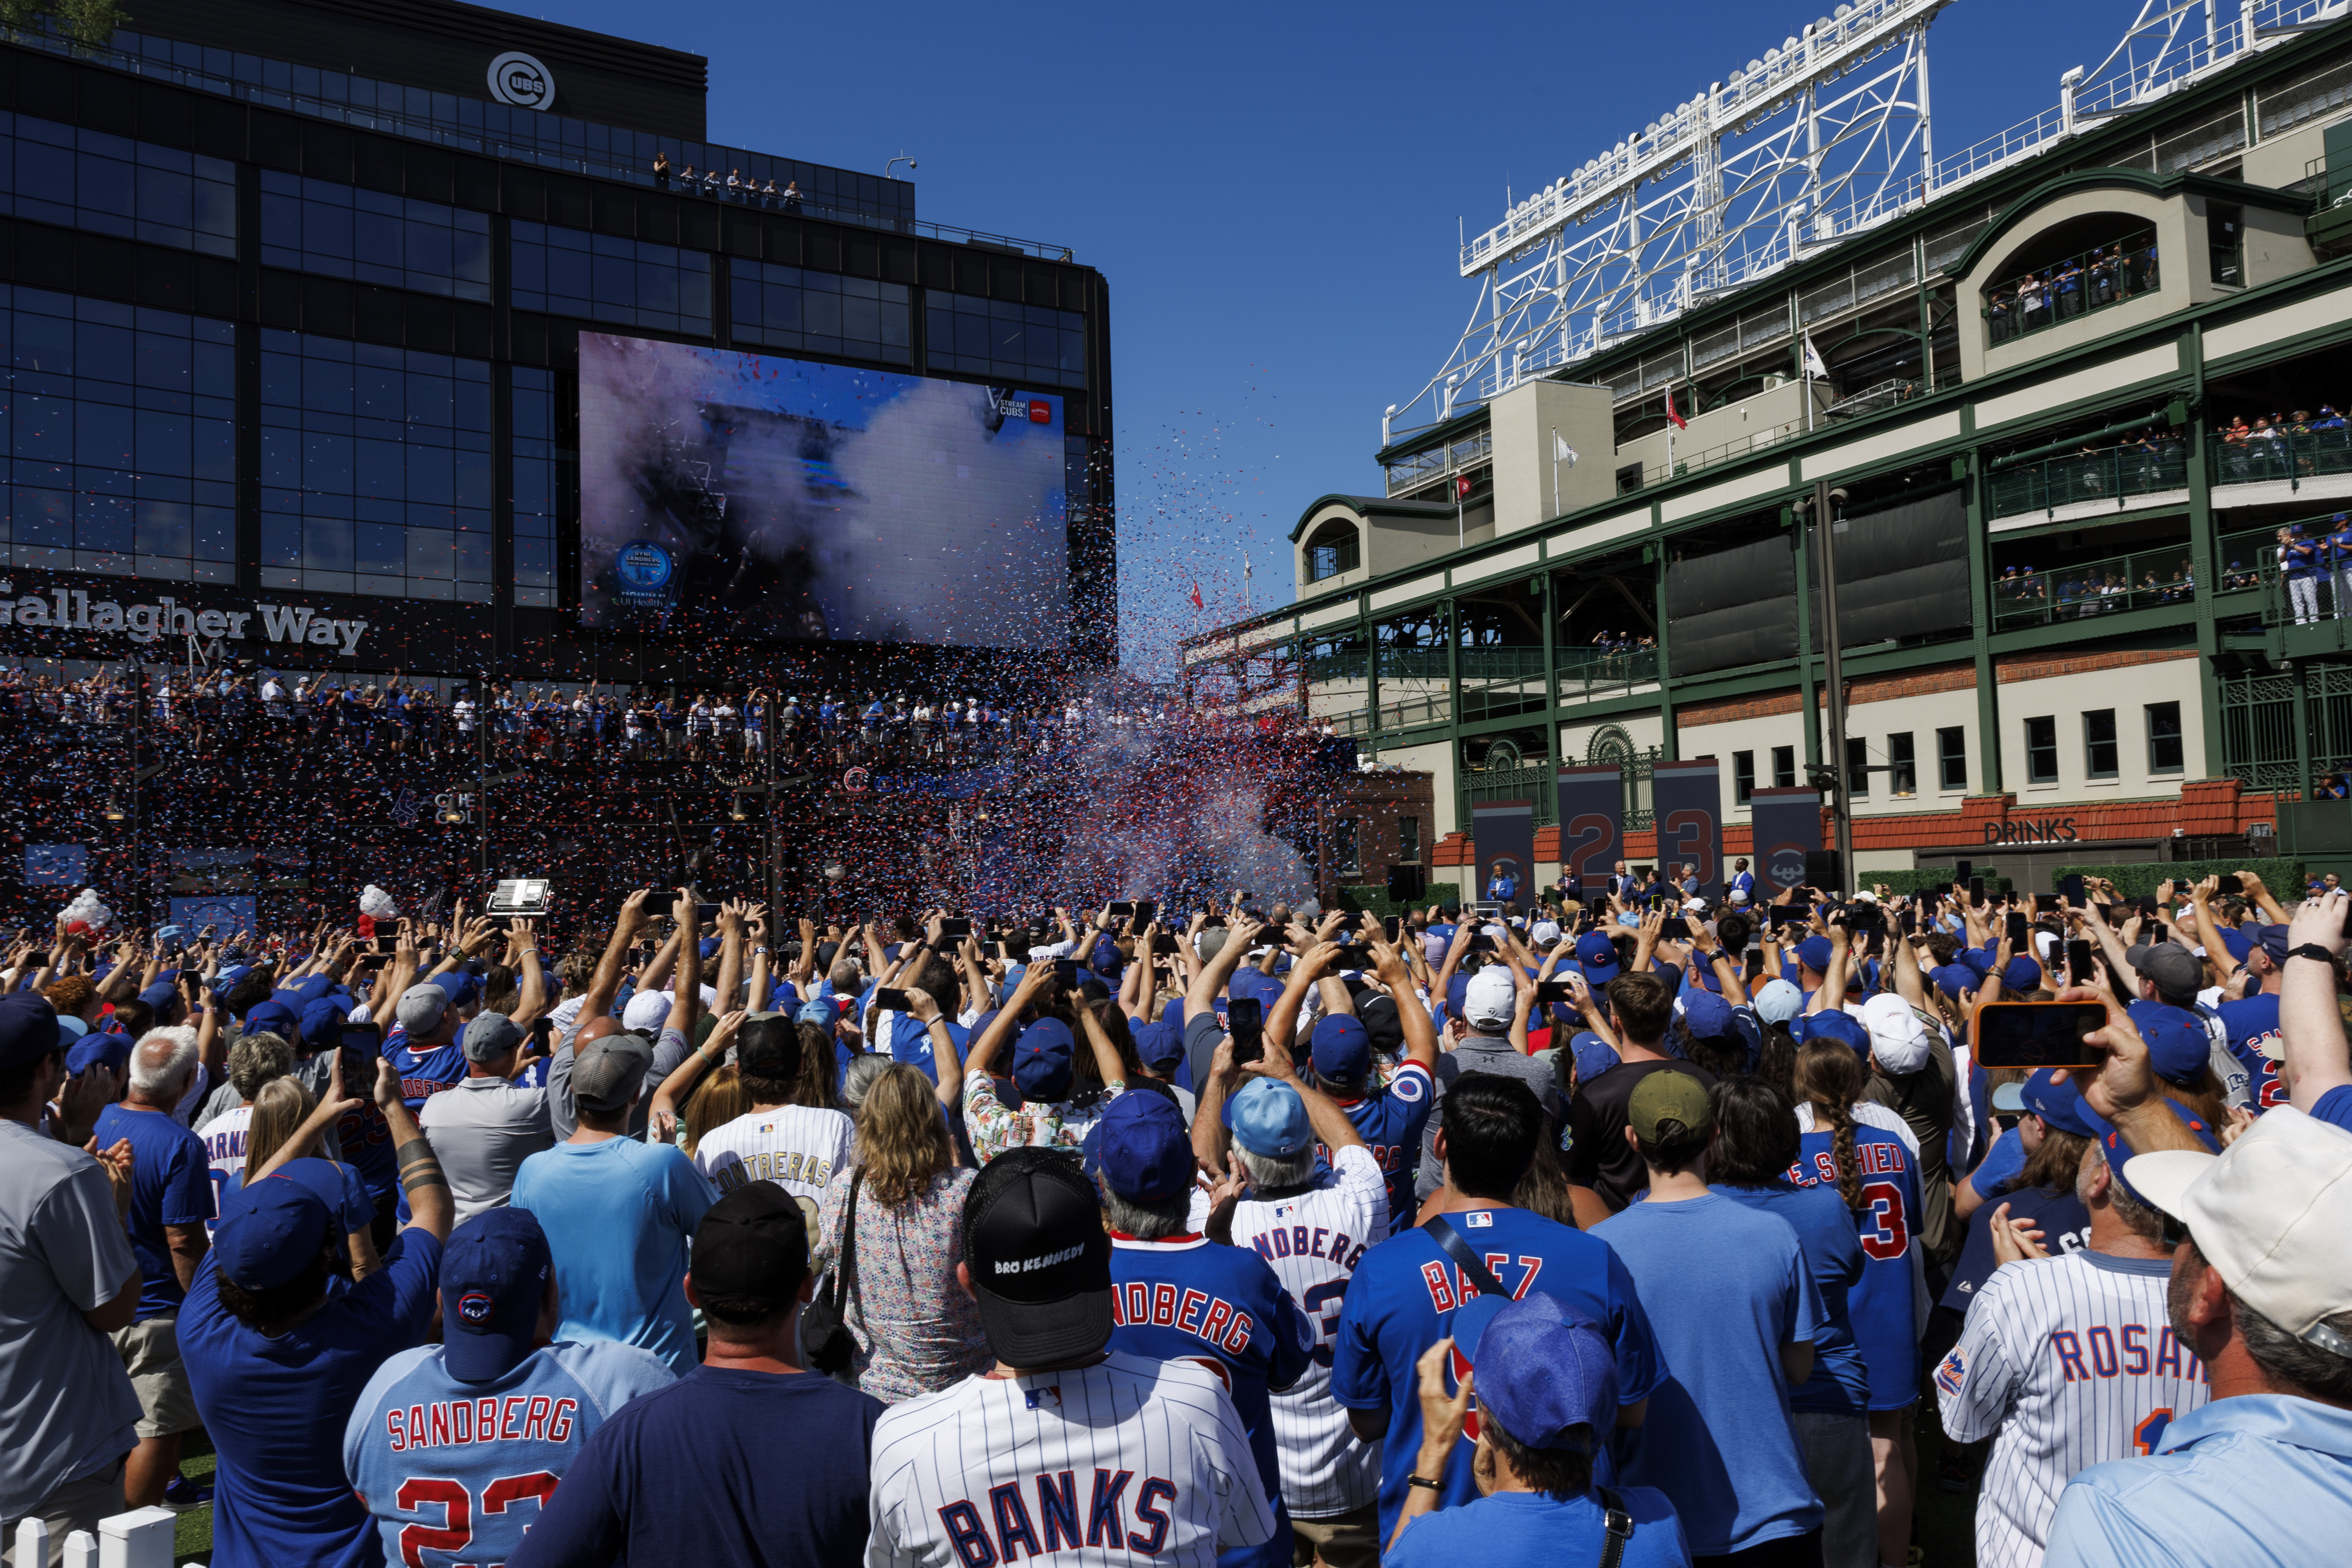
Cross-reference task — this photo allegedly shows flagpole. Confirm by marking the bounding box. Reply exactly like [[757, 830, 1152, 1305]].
[[1550, 425, 1559, 520]]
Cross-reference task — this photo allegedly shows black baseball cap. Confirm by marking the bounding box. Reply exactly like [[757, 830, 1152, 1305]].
[[690, 1184, 810, 1307], [734, 1012, 802, 1081], [961, 1147, 1113, 1366]]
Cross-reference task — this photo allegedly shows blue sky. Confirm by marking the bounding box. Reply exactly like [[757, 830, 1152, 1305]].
[[517, 0, 2145, 665]]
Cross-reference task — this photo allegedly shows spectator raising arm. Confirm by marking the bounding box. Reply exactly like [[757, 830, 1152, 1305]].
[[578, 889, 653, 1026], [2281, 890, 2352, 1116]]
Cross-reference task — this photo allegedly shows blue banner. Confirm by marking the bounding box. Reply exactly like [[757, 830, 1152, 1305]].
[[1652, 760, 1724, 898], [1554, 766, 1624, 887]]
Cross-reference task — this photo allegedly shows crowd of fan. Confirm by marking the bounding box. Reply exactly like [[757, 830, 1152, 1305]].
[[5, 863, 2352, 1568]]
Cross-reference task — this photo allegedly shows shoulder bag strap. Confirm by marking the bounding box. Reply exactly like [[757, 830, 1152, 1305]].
[[1420, 1214, 1509, 1298], [832, 1170, 864, 1314], [1594, 1488, 1634, 1568]]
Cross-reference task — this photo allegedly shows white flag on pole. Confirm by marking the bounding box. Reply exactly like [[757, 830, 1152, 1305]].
[[1803, 333, 1828, 380], [1553, 434, 1578, 466]]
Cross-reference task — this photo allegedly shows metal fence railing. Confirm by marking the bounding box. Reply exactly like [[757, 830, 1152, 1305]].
[[2209, 426, 2352, 488], [1991, 544, 2200, 630], [1986, 236, 2159, 346], [1556, 646, 1660, 702], [1989, 441, 2189, 517]]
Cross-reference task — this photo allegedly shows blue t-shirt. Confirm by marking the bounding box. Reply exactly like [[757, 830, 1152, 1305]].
[[2218, 994, 2286, 1110], [1332, 1060, 1435, 1233], [2316, 1083, 2352, 1135], [1110, 1235, 1316, 1568], [219, 1159, 373, 1243], [345, 1340, 675, 1568], [93, 1103, 215, 1320], [510, 1137, 716, 1373], [332, 1089, 400, 1208], [504, 1365, 884, 1568], [1387, 1486, 1692, 1568], [1594, 1194, 1825, 1556], [1331, 1207, 1665, 1543], [180, 1229, 444, 1568], [1710, 1182, 1869, 1416], [1939, 1179, 2093, 1313], [1790, 1122, 1922, 1409]]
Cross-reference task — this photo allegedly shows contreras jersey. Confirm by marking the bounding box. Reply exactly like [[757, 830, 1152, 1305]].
[[343, 1340, 675, 1568], [1188, 1143, 1386, 1518], [865, 1350, 1275, 1568], [1934, 1250, 2210, 1568], [690, 1104, 853, 1234]]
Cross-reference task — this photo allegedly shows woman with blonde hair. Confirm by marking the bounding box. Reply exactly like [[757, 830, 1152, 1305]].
[[229, 1073, 381, 1279], [808, 1061, 989, 1401], [680, 1064, 749, 1155]]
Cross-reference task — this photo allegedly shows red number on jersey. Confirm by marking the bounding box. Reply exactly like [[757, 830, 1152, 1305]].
[[1859, 1179, 1910, 1261], [395, 1470, 558, 1565], [1187, 1356, 1232, 1392], [2133, 1408, 2174, 1455]]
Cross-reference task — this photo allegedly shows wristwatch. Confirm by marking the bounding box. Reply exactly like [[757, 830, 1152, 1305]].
[[2287, 943, 2338, 967]]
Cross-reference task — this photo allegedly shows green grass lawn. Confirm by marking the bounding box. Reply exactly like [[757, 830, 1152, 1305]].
[[172, 1429, 214, 1565]]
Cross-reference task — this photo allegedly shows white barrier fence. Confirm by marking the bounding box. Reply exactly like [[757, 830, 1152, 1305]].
[[13, 1507, 187, 1568]]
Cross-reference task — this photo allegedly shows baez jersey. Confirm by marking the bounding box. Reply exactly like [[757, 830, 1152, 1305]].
[[343, 1340, 675, 1568], [689, 1104, 854, 1237], [1328, 1060, 1433, 1235], [1790, 1119, 1923, 1411], [865, 1350, 1275, 1568], [1934, 1250, 2210, 1568], [1188, 1144, 1388, 1520], [1108, 1232, 1314, 1568]]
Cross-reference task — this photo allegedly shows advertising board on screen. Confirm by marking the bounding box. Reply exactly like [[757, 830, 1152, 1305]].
[[577, 333, 1070, 648]]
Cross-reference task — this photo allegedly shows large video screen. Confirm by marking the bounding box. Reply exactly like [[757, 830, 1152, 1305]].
[[577, 333, 1070, 648]]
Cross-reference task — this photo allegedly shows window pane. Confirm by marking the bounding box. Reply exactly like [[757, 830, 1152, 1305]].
[[2146, 703, 2184, 773], [2085, 709, 2119, 779], [1845, 736, 1870, 797], [1733, 751, 1755, 805], [1938, 726, 1967, 791], [1772, 746, 1796, 789], [2027, 716, 2059, 784], [1889, 732, 1916, 796]]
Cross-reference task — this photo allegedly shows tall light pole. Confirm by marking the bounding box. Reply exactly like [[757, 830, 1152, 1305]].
[[1801, 481, 1857, 892]]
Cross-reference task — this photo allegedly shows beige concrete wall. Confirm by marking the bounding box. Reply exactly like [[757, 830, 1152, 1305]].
[[1488, 379, 1618, 534], [2241, 111, 2347, 193], [1377, 738, 1458, 835]]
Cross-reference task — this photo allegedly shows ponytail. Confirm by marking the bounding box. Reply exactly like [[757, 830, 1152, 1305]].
[[1793, 1038, 1867, 1212]]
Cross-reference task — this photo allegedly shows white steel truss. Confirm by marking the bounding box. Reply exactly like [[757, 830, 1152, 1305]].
[[1386, 0, 2348, 446]]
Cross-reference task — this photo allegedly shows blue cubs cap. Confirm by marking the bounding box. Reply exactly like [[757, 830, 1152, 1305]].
[[213, 1157, 344, 1290], [795, 998, 838, 1028], [1223, 1077, 1312, 1157], [1680, 990, 1734, 1041], [1795, 936, 1835, 973], [2215, 927, 2256, 965], [1012, 1017, 1076, 1103], [2079, 1098, 2221, 1208], [0, 992, 69, 1071], [2258, 924, 2291, 964], [290, 975, 338, 1008], [1455, 1291, 1619, 1450], [64, 1030, 133, 1078], [2136, 1009, 2213, 1089], [138, 981, 181, 1012], [242, 998, 300, 1041], [1311, 1013, 1372, 1086], [1569, 1031, 1620, 1084], [299, 996, 351, 1054], [1796, 1009, 1870, 1055], [699, 937, 722, 960], [1130, 1019, 1185, 1072], [2020, 1068, 2098, 1137], [431, 970, 483, 1009], [441, 1209, 554, 1384], [1929, 964, 1972, 1000], [1094, 1092, 1194, 1204], [2002, 955, 2043, 992], [1752, 977, 1803, 1025], [1574, 931, 1621, 984]]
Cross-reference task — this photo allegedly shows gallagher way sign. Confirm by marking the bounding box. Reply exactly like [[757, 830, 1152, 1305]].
[[0, 580, 372, 655]]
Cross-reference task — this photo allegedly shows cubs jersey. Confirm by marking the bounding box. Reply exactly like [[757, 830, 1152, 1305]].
[[690, 1104, 853, 1235], [1327, 1059, 1433, 1234], [383, 1023, 466, 1110], [2219, 993, 2286, 1110], [343, 1340, 675, 1568], [1330, 1207, 1666, 1543], [1108, 1232, 1314, 1568], [196, 1105, 252, 1231], [865, 1350, 1276, 1568], [1186, 1144, 1386, 1519], [1790, 1120, 1924, 1410], [1934, 1250, 2209, 1568]]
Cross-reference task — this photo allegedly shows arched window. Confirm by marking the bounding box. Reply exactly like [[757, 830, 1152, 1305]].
[[1304, 519, 1361, 581]]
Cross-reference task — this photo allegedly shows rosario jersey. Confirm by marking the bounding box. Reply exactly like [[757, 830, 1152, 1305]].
[[690, 1103, 853, 1235], [1186, 1144, 1386, 1518], [1108, 1233, 1314, 1568], [865, 1350, 1276, 1568], [1934, 1250, 2210, 1568], [1327, 1059, 1433, 1233], [1790, 1120, 1924, 1410], [344, 1340, 675, 1568], [196, 1105, 252, 1230], [1330, 1207, 1666, 1543]]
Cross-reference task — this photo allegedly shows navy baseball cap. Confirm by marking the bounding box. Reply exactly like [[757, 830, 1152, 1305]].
[[1311, 1013, 1372, 1086], [2001, 955, 2043, 992], [1094, 1092, 1193, 1204], [138, 980, 180, 1011], [1453, 1291, 1619, 1450], [1131, 1019, 1184, 1072], [64, 1030, 133, 1078], [1680, 990, 1734, 1042], [1574, 931, 1621, 984], [2257, 924, 2291, 964], [1223, 1078, 1312, 1157], [441, 1210, 553, 1383], [1795, 936, 1835, 973], [0, 992, 69, 1071], [2135, 1009, 2213, 1089], [962, 1147, 1114, 1366], [1568, 1031, 1620, 1083], [242, 998, 300, 1041], [214, 1157, 344, 1290], [299, 997, 351, 1054], [1795, 1009, 1870, 1055], [432, 970, 483, 1009], [1012, 1018, 1076, 1102], [2019, 1068, 2098, 1137]]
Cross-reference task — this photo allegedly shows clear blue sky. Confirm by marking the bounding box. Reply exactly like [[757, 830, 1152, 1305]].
[[517, 0, 2143, 666]]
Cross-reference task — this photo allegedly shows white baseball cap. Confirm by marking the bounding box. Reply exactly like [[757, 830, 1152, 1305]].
[[1860, 992, 1932, 1073], [2126, 1106, 2352, 1357], [1531, 920, 1562, 945], [1464, 967, 1518, 1028], [1727, 889, 1750, 906]]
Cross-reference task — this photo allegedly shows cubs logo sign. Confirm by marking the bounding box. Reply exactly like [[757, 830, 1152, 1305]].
[[457, 1290, 495, 1325]]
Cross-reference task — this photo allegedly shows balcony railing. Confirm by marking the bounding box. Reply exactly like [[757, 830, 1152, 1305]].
[[1557, 645, 1659, 702], [1986, 237, 2158, 346], [1989, 441, 2189, 518], [1991, 545, 2201, 631], [2209, 424, 2352, 488], [1384, 432, 1492, 498]]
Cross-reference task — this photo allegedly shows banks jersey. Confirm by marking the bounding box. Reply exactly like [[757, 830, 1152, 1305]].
[[1187, 1144, 1386, 1518], [1108, 1233, 1314, 1568], [2219, 994, 2287, 1110], [196, 1105, 251, 1231], [865, 1350, 1276, 1568], [1328, 1060, 1433, 1233], [1790, 1120, 1923, 1410], [1934, 1250, 2209, 1568], [343, 1340, 675, 1568], [691, 1104, 853, 1234]]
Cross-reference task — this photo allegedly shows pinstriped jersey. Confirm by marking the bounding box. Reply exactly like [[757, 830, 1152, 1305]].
[[1934, 1249, 2210, 1568], [691, 1103, 853, 1236], [1186, 1144, 1386, 1518], [864, 1350, 1276, 1568]]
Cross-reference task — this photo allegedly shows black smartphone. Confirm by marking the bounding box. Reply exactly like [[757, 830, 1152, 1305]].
[[1956, 860, 1974, 883], [1228, 996, 1264, 1065], [1534, 980, 1573, 1006], [1972, 1001, 2111, 1069], [2060, 874, 2088, 908], [1464, 932, 1496, 954], [525, 1016, 554, 1057], [1382, 916, 1402, 942], [873, 987, 914, 1011], [1053, 958, 1079, 990], [1847, 904, 1882, 936], [2068, 939, 2094, 981], [2217, 874, 2244, 897], [1108, 901, 1137, 917], [1900, 910, 1917, 936], [939, 916, 973, 939], [694, 902, 720, 925], [2005, 912, 2029, 945], [1132, 901, 1157, 928], [1330, 945, 1372, 968], [1768, 904, 1802, 928], [1969, 876, 1986, 902], [1151, 933, 1179, 955], [2035, 894, 2058, 914], [2151, 921, 2170, 945], [340, 1022, 382, 1056]]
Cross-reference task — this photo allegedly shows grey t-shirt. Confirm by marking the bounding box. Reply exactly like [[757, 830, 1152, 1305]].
[[547, 1027, 691, 1141], [1414, 1033, 1566, 1201], [418, 1075, 556, 1223], [0, 1120, 142, 1521]]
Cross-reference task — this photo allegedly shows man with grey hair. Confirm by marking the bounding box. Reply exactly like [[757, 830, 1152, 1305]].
[[418, 1012, 553, 1223], [91, 1028, 212, 1508]]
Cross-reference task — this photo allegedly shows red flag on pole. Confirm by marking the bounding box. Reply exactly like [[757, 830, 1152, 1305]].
[[1665, 385, 1687, 430], [1456, 474, 1473, 499], [1188, 581, 1204, 611]]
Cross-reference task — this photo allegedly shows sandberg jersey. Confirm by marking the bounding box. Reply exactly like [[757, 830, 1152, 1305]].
[[2218, 993, 2287, 1110], [1186, 1143, 1387, 1518], [1934, 1249, 2210, 1568], [1108, 1232, 1314, 1568], [343, 1340, 675, 1568], [1790, 1120, 1923, 1410], [865, 1350, 1276, 1568], [689, 1103, 853, 1235], [384, 1022, 467, 1110], [1327, 1058, 1432, 1234]]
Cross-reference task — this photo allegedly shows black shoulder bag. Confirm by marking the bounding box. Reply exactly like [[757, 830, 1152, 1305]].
[[799, 1171, 864, 1375]]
